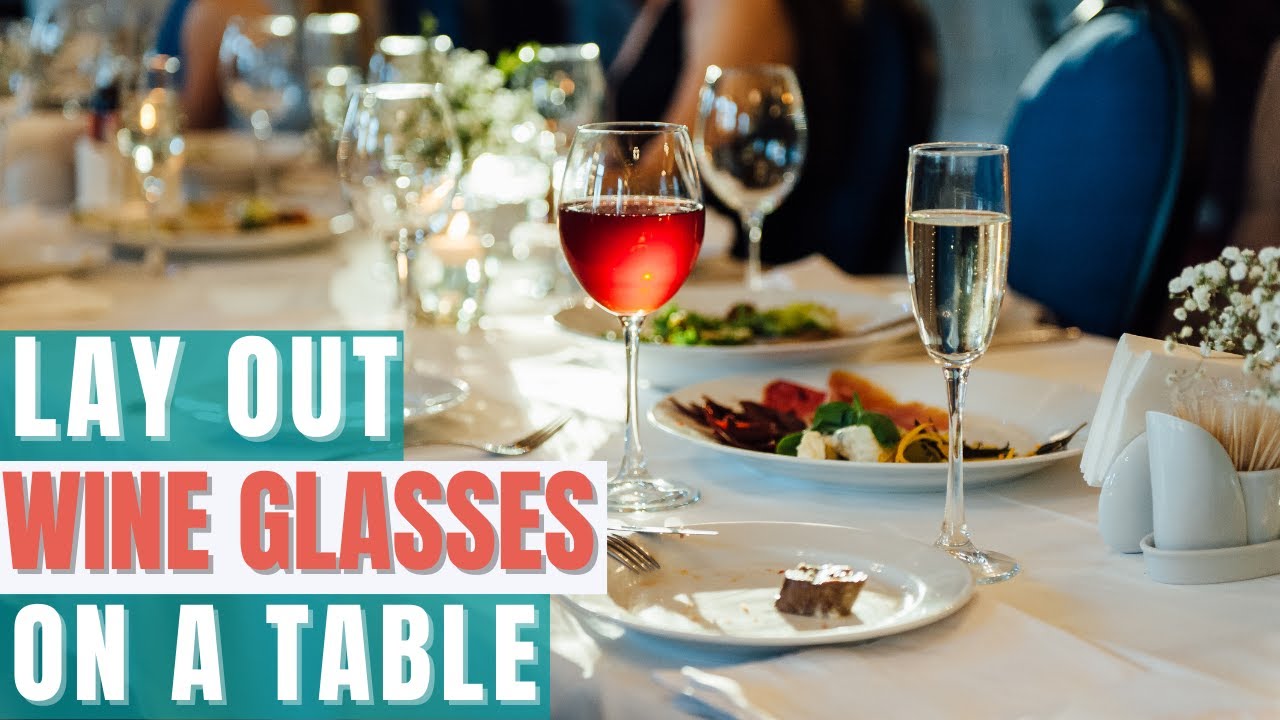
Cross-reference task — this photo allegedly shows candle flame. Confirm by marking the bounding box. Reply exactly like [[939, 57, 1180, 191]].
[[447, 211, 471, 240], [140, 102, 156, 132]]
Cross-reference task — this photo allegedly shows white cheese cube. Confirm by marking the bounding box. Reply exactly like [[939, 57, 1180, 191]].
[[797, 430, 835, 460], [829, 425, 882, 462]]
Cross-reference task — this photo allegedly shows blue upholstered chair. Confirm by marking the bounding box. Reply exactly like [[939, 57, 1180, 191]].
[[1004, 0, 1211, 337]]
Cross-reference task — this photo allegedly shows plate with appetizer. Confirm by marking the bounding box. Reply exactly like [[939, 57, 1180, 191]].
[[553, 286, 914, 387], [563, 521, 974, 647], [76, 198, 337, 257], [649, 363, 1095, 491]]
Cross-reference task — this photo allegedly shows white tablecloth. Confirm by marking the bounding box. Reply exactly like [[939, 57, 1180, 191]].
[[3, 194, 1277, 719]]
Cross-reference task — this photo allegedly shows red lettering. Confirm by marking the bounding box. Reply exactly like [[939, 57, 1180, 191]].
[[499, 471, 543, 571], [84, 472, 106, 571], [241, 470, 292, 571], [3, 471, 79, 570], [446, 471, 496, 572], [339, 471, 391, 570], [393, 471, 444, 572], [296, 472, 337, 570], [546, 470, 596, 572], [167, 471, 209, 571], [110, 471, 162, 570]]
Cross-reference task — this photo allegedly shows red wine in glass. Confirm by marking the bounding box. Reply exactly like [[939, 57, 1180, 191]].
[[557, 121, 704, 513], [559, 197, 705, 314]]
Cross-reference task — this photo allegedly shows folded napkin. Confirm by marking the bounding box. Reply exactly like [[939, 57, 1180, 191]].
[[1080, 334, 1242, 487], [651, 599, 1273, 719]]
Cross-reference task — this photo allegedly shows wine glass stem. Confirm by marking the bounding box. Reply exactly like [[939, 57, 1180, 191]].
[[618, 312, 649, 479], [743, 211, 765, 291], [252, 116, 271, 198], [142, 176, 165, 276], [938, 364, 971, 548], [391, 228, 417, 332]]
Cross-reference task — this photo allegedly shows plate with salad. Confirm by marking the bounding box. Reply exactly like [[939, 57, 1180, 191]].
[[552, 286, 913, 387], [649, 363, 1096, 491]]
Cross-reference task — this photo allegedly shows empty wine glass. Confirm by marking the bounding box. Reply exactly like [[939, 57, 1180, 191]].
[[559, 122, 705, 512], [368, 34, 451, 83], [694, 64, 807, 291], [218, 14, 305, 198], [904, 142, 1017, 584], [116, 54, 183, 275], [303, 12, 362, 157], [510, 43, 605, 153]]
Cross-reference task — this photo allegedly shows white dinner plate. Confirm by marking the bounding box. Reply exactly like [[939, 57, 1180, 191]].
[[649, 363, 1096, 492], [553, 286, 913, 387], [85, 216, 338, 258], [563, 521, 974, 647], [0, 241, 108, 282], [403, 372, 470, 420]]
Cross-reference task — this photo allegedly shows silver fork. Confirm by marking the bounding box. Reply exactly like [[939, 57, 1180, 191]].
[[607, 533, 660, 573], [414, 415, 571, 456]]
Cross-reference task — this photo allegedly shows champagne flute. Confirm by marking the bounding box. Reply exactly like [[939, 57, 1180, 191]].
[[559, 122, 705, 513], [694, 64, 807, 291], [218, 14, 305, 199], [116, 54, 183, 276], [337, 83, 463, 416], [904, 142, 1017, 584]]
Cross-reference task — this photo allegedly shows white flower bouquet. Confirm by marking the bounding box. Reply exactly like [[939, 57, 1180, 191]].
[[419, 40, 547, 167], [1167, 246, 1280, 470]]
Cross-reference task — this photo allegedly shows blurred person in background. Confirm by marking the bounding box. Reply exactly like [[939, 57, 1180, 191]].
[[609, 0, 870, 271], [154, 0, 268, 128], [1234, 40, 1280, 252]]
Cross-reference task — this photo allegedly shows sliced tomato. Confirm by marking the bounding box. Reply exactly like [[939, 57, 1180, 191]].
[[762, 380, 827, 423]]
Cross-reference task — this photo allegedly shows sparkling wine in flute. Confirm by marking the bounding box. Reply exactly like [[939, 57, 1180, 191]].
[[906, 209, 1011, 365]]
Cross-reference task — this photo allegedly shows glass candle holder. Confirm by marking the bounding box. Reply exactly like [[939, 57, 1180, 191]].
[[417, 210, 487, 332]]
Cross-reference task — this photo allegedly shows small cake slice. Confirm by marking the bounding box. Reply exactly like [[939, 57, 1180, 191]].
[[775, 563, 869, 617]]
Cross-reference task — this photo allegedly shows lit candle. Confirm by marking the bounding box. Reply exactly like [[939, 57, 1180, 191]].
[[428, 211, 484, 267]]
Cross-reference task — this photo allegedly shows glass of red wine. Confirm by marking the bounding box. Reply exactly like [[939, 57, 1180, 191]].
[[559, 122, 705, 513]]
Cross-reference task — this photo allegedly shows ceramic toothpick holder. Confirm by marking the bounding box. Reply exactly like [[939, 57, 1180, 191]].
[[1096, 411, 1280, 584]]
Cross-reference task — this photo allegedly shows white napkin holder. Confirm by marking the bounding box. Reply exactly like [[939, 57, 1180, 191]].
[[1097, 411, 1280, 584], [1087, 335, 1280, 583]]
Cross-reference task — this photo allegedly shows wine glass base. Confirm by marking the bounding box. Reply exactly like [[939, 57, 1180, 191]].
[[402, 369, 471, 421], [608, 477, 700, 514], [936, 542, 1020, 585]]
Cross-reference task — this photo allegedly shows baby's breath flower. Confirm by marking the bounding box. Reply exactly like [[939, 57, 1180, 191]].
[[1167, 246, 1280, 399]]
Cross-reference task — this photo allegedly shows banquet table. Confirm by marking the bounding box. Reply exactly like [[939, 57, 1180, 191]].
[[4, 192, 1279, 719]]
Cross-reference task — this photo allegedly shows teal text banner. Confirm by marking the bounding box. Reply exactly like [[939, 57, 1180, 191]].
[[0, 331, 403, 461], [0, 594, 549, 719]]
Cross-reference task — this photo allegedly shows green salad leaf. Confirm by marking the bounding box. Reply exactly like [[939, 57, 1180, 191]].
[[775, 395, 901, 454], [775, 431, 804, 456], [644, 302, 839, 346]]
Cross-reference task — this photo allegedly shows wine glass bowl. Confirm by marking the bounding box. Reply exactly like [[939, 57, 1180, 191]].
[[904, 141, 1017, 584], [509, 43, 605, 151], [558, 121, 705, 513], [218, 14, 305, 198], [695, 64, 807, 290], [368, 34, 451, 83], [337, 82, 463, 419]]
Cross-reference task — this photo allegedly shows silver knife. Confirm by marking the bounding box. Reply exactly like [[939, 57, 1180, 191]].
[[607, 523, 719, 536]]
